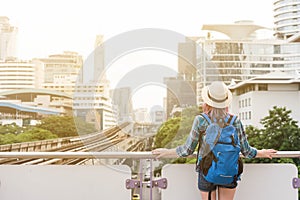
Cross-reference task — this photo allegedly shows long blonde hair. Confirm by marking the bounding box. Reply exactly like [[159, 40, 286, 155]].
[[202, 103, 227, 126]]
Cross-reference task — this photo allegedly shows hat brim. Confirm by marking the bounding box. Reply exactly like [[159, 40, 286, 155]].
[[201, 86, 232, 108]]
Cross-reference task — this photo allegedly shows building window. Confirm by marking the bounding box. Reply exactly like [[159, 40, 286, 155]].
[[248, 98, 251, 106], [245, 99, 248, 107], [242, 112, 244, 120], [258, 84, 268, 91], [242, 100, 244, 108], [249, 111, 251, 120]]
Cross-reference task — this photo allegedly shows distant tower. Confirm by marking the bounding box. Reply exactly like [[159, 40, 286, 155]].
[[0, 16, 18, 60], [94, 35, 105, 81], [110, 87, 133, 123], [178, 37, 198, 81]]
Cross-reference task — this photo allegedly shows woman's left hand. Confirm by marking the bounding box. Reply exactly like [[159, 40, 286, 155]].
[[152, 148, 177, 159]]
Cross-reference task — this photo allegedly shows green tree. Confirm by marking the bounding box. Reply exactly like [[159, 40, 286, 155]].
[[246, 106, 300, 182], [154, 106, 201, 148], [260, 106, 300, 151], [154, 117, 180, 148], [0, 133, 18, 144], [16, 128, 57, 142], [247, 106, 300, 151], [0, 123, 25, 134], [37, 116, 96, 137]]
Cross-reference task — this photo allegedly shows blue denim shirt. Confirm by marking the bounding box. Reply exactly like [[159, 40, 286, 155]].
[[176, 114, 257, 158]]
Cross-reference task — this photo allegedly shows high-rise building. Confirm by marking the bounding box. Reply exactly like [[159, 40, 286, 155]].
[[164, 77, 196, 118], [273, 0, 300, 39], [178, 37, 198, 81], [0, 16, 18, 61], [110, 87, 133, 123], [73, 80, 117, 131], [197, 21, 300, 106], [94, 35, 105, 81], [164, 37, 198, 118], [34, 51, 83, 95]]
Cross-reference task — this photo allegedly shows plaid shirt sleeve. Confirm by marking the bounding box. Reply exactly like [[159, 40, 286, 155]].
[[176, 115, 208, 157], [234, 118, 257, 158]]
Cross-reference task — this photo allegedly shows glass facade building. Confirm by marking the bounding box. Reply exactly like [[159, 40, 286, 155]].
[[196, 38, 300, 105]]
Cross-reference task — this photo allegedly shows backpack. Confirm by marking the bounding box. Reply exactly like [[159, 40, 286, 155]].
[[196, 113, 243, 185]]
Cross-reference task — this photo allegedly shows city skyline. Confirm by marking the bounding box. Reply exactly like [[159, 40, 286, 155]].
[[1, 0, 275, 110]]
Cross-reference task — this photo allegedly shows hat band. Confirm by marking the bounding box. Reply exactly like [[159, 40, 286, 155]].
[[208, 91, 228, 103]]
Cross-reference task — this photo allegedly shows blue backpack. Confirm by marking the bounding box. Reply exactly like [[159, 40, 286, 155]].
[[196, 113, 243, 185]]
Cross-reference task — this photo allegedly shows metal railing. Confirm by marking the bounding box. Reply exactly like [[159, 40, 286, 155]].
[[0, 150, 299, 159]]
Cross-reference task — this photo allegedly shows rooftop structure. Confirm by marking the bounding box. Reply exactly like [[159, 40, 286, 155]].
[[202, 20, 267, 40], [0, 88, 72, 126]]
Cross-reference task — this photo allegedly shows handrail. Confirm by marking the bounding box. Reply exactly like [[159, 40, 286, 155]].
[[0, 151, 299, 159]]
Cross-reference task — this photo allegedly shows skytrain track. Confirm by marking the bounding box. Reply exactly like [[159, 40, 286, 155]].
[[0, 122, 146, 165]]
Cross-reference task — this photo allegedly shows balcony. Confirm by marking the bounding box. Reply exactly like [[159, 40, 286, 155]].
[[0, 151, 298, 200]]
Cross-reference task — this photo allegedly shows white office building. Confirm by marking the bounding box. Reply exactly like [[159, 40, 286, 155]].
[[229, 71, 300, 128], [0, 59, 43, 92], [73, 80, 117, 131]]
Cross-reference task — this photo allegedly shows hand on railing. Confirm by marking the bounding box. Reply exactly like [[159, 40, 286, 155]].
[[256, 149, 277, 159]]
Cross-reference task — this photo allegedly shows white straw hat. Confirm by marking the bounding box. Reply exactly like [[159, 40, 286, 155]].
[[201, 81, 232, 108]]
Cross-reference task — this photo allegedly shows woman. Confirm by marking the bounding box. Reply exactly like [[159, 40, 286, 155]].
[[152, 81, 277, 200]]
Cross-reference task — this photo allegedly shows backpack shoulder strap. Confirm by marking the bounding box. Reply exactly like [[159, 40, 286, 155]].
[[225, 114, 237, 126], [200, 113, 211, 125], [196, 113, 210, 168]]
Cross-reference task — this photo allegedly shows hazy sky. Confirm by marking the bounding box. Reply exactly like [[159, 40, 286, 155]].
[[1, 0, 274, 59], [1, 0, 274, 110]]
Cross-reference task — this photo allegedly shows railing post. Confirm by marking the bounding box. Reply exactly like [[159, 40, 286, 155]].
[[150, 158, 153, 200], [139, 159, 143, 200]]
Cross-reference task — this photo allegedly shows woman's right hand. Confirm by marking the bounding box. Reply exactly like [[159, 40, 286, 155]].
[[256, 149, 277, 159], [152, 148, 177, 159]]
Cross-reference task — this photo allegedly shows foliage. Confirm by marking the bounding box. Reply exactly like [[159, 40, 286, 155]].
[[0, 116, 97, 145], [245, 106, 300, 197], [37, 116, 97, 137], [0, 123, 26, 134], [73, 117, 98, 135], [154, 106, 201, 149], [0, 133, 18, 144], [0, 127, 57, 145], [17, 128, 57, 142], [154, 117, 180, 148], [246, 106, 300, 164]]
